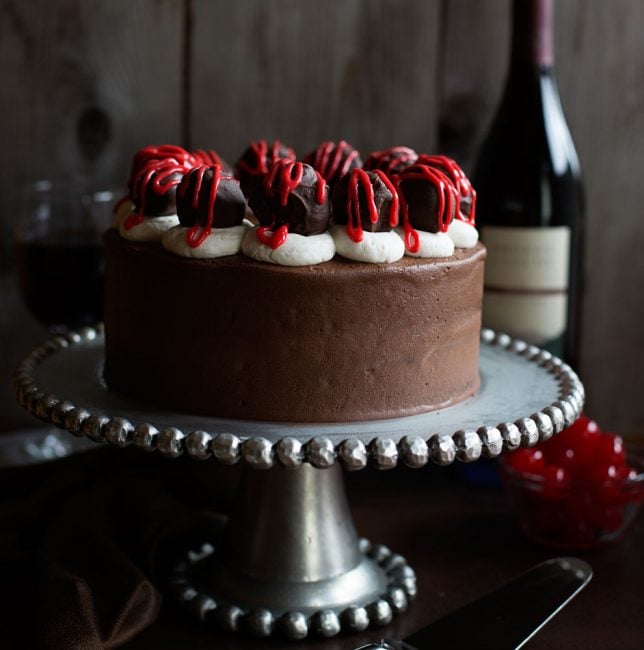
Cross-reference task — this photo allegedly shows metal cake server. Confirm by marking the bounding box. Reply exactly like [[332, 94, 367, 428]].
[[357, 557, 592, 650]]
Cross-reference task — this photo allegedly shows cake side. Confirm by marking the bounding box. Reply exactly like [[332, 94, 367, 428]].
[[103, 229, 485, 423]]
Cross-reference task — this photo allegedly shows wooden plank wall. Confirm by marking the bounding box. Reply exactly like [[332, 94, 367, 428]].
[[0, 0, 642, 437]]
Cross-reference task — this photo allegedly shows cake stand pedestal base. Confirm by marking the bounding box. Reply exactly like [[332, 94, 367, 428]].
[[169, 463, 415, 640]]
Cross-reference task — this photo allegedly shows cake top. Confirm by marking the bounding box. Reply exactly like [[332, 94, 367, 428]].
[[114, 141, 479, 265]]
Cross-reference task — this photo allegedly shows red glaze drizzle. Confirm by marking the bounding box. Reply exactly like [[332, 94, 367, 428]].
[[256, 224, 289, 249], [364, 146, 418, 176], [129, 145, 196, 182], [264, 159, 304, 206], [415, 154, 476, 224], [314, 170, 328, 205], [344, 169, 397, 243], [235, 140, 296, 177], [397, 165, 457, 248], [177, 164, 224, 248], [257, 160, 327, 249], [123, 156, 190, 230], [193, 149, 226, 168], [310, 140, 359, 183]]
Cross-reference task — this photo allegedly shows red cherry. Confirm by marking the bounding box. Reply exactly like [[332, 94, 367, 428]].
[[545, 443, 578, 468], [564, 415, 601, 443], [541, 465, 570, 499], [568, 415, 593, 437], [575, 434, 627, 483], [578, 460, 617, 484], [508, 414, 639, 548], [506, 449, 545, 474], [593, 434, 626, 468], [543, 465, 568, 484], [620, 467, 638, 481], [543, 421, 607, 476]]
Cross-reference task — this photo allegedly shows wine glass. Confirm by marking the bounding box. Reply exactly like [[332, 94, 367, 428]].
[[8, 180, 114, 464], [14, 180, 113, 332]]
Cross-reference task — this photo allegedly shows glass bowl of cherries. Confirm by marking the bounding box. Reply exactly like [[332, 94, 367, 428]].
[[499, 416, 643, 550]]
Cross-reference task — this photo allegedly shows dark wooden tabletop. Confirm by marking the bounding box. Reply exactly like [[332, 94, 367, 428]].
[[124, 463, 644, 650]]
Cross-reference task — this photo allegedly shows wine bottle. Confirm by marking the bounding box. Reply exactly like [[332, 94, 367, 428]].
[[472, 0, 584, 367]]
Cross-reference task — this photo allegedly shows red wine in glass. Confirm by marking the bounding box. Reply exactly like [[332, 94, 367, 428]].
[[15, 233, 104, 330], [15, 182, 113, 332]]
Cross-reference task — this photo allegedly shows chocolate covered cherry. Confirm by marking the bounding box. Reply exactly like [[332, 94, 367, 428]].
[[192, 148, 231, 172], [252, 159, 331, 238], [364, 146, 418, 177], [416, 154, 476, 223], [396, 164, 458, 233], [331, 169, 399, 239], [235, 139, 296, 199], [304, 140, 362, 186], [177, 164, 247, 238], [126, 145, 197, 220]]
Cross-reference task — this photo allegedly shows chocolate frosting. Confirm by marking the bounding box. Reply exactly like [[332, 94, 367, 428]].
[[104, 229, 485, 423], [364, 146, 418, 176], [250, 161, 331, 236], [397, 164, 457, 233], [331, 169, 397, 232], [176, 166, 247, 229], [303, 140, 362, 186]]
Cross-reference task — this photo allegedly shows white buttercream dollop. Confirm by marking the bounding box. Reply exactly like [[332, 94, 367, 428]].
[[396, 228, 455, 258], [113, 200, 134, 229], [242, 228, 335, 266], [119, 215, 180, 242], [448, 219, 479, 248], [162, 224, 248, 258], [331, 224, 405, 264]]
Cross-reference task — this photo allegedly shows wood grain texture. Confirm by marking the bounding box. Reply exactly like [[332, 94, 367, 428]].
[[189, 0, 442, 162], [0, 0, 185, 431], [553, 0, 644, 437], [438, 0, 511, 171]]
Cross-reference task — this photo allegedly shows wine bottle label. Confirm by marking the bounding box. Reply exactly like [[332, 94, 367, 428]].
[[481, 225, 570, 344]]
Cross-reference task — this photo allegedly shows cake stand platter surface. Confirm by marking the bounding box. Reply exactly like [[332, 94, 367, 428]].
[[13, 325, 584, 641]]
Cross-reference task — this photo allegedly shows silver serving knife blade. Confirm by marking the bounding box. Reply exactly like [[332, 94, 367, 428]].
[[358, 557, 592, 650]]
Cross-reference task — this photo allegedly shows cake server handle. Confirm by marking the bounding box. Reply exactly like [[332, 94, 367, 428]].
[[355, 556, 592, 650]]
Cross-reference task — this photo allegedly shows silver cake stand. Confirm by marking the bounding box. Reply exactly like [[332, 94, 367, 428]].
[[12, 325, 584, 641]]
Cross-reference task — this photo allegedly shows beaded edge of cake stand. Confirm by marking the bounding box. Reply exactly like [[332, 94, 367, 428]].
[[168, 537, 415, 640], [12, 325, 585, 471]]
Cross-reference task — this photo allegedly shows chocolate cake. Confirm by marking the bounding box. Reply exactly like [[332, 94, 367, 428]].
[[103, 143, 485, 423]]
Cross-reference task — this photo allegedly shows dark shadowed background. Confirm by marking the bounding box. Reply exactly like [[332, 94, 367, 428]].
[[0, 0, 642, 436]]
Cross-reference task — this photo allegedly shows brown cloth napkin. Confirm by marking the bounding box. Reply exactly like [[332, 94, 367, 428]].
[[0, 444, 237, 649]]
